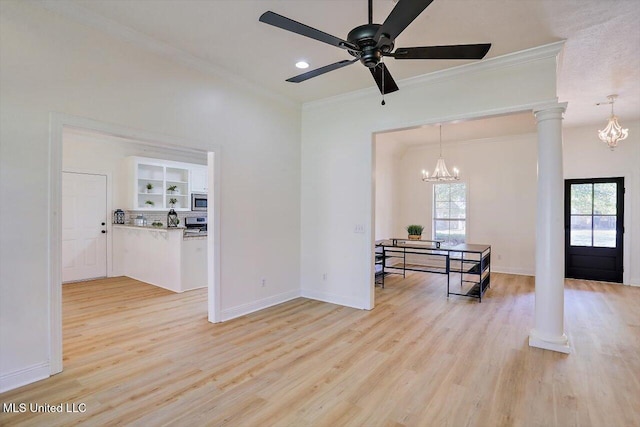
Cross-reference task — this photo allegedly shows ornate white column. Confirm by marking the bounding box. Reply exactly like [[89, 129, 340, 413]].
[[529, 102, 571, 354]]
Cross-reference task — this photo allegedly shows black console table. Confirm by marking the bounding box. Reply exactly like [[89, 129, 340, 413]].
[[375, 239, 491, 302]]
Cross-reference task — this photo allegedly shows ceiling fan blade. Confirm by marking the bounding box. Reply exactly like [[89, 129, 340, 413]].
[[260, 11, 356, 50], [390, 44, 492, 60], [286, 59, 358, 83], [369, 63, 399, 95], [375, 0, 435, 42]]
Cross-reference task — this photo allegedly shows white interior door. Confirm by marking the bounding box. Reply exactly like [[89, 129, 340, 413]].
[[62, 172, 107, 282]]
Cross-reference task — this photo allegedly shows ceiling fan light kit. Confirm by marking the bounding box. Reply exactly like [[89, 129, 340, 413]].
[[597, 94, 629, 150], [259, 0, 491, 101]]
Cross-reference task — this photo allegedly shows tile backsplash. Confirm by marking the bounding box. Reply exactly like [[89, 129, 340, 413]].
[[117, 210, 205, 227]]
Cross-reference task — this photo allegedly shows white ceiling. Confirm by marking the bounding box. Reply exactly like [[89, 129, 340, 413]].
[[41, 0, 640, 129]]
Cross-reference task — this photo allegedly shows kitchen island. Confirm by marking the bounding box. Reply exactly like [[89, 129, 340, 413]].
[[112, 225, 207, 292]]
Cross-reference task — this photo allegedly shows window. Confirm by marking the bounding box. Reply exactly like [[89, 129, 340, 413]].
[[433, 183, 466, 245], [569, 182, 617, 248]]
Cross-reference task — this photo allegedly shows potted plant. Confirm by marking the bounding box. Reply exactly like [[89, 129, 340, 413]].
[[167, 185, 178, 194], [146, 183, 154, 193], [169, 198, 178, 208], [406, 224, 424, 240], [145, 200, 155, 207]]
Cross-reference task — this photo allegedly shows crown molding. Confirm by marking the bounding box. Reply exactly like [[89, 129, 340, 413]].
[[303, 41, 566, 112], [36, 0, 300, 111], [401, 130, 539, 151], [31, 1, 566, 115]]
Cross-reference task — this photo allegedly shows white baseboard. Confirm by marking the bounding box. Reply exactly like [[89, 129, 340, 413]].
[[300, 288, 367, 310], [124, 274, 181, 293], [221, 289, 301, 321], [491, 266, 534, 276], [0, 362, 50, 393], [492, 269, 640, 286]]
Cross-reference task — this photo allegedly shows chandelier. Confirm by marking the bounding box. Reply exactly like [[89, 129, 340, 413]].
[[598, 94, 629, 150], [422, 125, 459, 182]]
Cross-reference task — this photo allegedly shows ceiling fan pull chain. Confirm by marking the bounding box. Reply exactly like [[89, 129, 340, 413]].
[[381, 62, 386, 106], [259, 1, 491, 100]]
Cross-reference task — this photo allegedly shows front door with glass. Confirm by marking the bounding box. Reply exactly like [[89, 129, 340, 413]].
[[565, 177, 624, 283]]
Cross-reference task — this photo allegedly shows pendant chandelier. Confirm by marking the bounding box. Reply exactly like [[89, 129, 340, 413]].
[[422, 125, 459, 182], [598, 94, 629, 150]]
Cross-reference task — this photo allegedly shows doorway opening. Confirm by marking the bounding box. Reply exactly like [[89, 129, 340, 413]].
[[372, 111, 537, 296], [565, 177, 624, 283], [50, 113, 221, 376]]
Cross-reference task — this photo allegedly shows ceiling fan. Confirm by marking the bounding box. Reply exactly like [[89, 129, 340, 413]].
[[259, 0, 491, 97]]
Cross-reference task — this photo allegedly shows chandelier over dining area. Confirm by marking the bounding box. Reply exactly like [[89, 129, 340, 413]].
[[422, 124, 459, 182]]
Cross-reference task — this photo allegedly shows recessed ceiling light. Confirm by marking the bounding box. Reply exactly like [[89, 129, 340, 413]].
[[295, 61, 309, 69]]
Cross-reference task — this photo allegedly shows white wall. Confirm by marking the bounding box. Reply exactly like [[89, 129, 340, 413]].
[[564, 120, 640, 285], [301, 43, 562, 310], [393, 133, 538, 275], [0, 1, 300, 390], [373, 120, 640, 283], [374, 141, 402, 239]]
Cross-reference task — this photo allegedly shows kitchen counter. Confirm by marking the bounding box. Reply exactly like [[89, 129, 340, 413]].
[[183, 228, 208, 239], [113, 224, 185, 231], [182, 233, 207, 240], [114, 224, 207, 239], [112, 225, 207, 292]]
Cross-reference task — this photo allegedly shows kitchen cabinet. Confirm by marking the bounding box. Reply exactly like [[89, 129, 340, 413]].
[[190, 165, 208, 193], [112, 225, 207, 292], [125, 156, 205, 211]]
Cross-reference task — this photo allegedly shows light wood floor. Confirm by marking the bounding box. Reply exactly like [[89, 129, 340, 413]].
[[1, 273, 639, 426]]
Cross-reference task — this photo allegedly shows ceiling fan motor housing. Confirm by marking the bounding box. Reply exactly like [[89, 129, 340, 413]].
[[347, 24, 393, 68], [259, 1, 491, 96]]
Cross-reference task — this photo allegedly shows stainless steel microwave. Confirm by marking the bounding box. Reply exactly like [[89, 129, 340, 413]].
[[191, 193, 208, 211]]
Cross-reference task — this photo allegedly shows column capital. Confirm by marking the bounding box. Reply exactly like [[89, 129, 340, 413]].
[[533, 102, 568, 123]]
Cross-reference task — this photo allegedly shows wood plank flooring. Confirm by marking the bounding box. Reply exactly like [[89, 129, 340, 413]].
[[1, 273, 639, 426]]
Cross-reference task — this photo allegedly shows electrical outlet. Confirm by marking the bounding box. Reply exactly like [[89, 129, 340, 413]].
[[322, 273, 327, 281], [354, 224, 365, 233], [261, 278, 266, 287]]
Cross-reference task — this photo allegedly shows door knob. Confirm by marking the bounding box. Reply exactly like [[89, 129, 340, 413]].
[[101, 222, 106, 226], [101, 230, 107, 234]]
